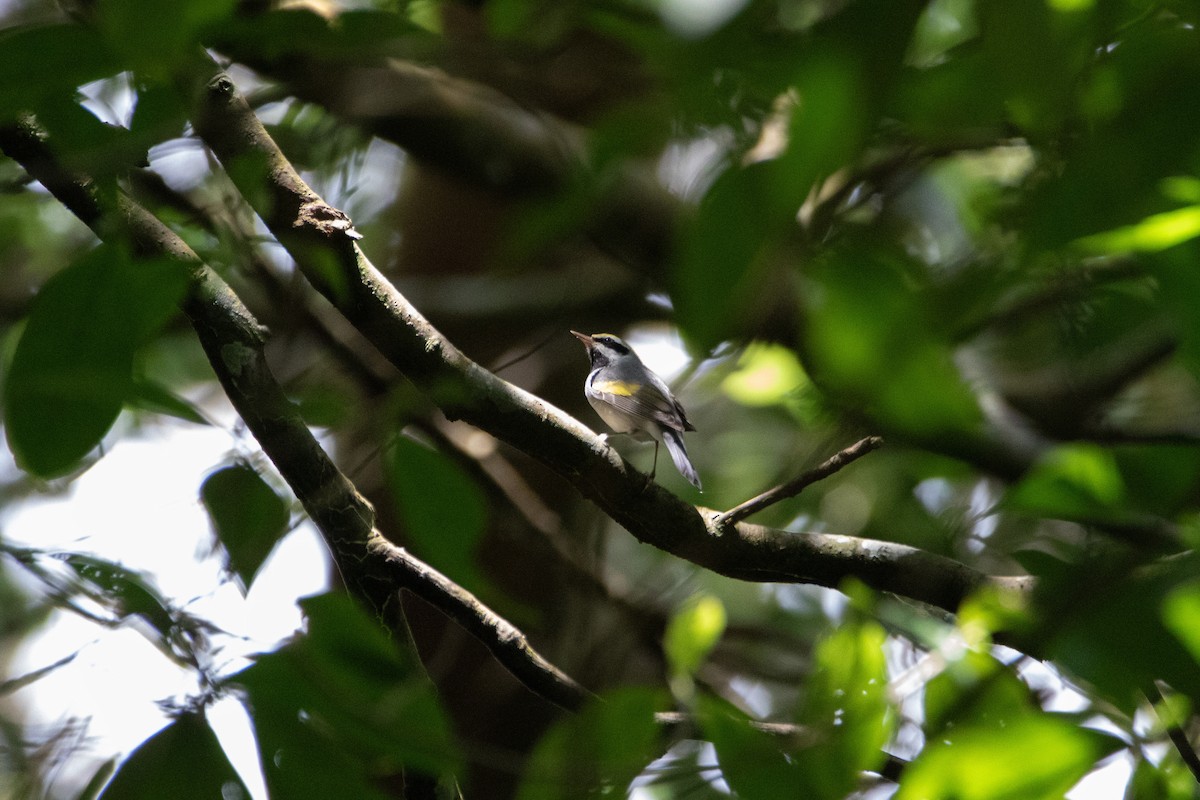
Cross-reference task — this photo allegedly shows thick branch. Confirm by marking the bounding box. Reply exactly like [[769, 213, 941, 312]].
[[181, 60, 1030, 617], [0, 117, 590, 713]]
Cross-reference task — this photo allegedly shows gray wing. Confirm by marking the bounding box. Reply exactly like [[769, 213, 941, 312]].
[[591, 374, 695, 433]]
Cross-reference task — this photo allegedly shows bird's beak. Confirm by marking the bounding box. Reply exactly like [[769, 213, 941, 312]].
[[570, 330, 594, 349]]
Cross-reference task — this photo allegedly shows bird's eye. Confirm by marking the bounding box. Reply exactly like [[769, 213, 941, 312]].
[[598, 336, 629, 355]]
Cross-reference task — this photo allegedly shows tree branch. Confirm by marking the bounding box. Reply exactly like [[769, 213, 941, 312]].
[[212, 35, 679, 278], [713, 436, 885, 529], [0, 116, 591, 713], [179, 59, 1032, 617]]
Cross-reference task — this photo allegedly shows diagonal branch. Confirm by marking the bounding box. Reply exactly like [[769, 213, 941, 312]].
[[180, 57, 1032, 618], [0, 116, 591, 713], [713, 436, 885, 529], [212, 36, 679, 278]]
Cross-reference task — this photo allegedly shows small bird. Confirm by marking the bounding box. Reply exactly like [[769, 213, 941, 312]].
[[571, 331, 702, 490]]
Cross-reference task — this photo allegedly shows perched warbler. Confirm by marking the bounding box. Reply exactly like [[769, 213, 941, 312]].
[[570, 331, 701, 490]]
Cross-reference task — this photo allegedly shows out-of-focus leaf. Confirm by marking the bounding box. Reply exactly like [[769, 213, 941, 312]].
[[1114, 445, 1200, 518], [672, 160, 784, 351], [923, 650, 1034, 733], [1154, 244, 1200, 382], [1005, 444, 1125, 519], [789, 617, 893, 799], [293, 384, 350, 428], [0, 651, 79, 696], [96, 0, 237, 76], [908, 0, 979, 68], [1024, 25, 1200, 248], [700, 617, 893, 800], [385, 435, 490, 594], [1162, 580, 1200, 666], [802, 242, 981, 436], [775, 49, 868, 199], [128, 377, 209, 425], [1040, 553, 1200, 711], [517, 687, 666, 800], [128, 81, 189, 154], [206, 8, 415, 61], [674, 23, 895, 351], [4, 246, 186, 477], [698, 695, 801, 800], [1075, 205, 1200, 254], [663, 593, 726, 696], [904, 0, 1087, 138], [722, 344, 808, 407], [26, 95, 147, 185], [956, 584, 1035, 647], [201, 464, 290, 593], [1125, 751, 1197, 800], [230, 593, 460, 797], [1010, 548, 1074, 580], [0, 25, 121, 119], [895, 714, 1121, 799], [75, 758, 117, 800], [60, 553, 174, 637], [98, 712, 248, 800]]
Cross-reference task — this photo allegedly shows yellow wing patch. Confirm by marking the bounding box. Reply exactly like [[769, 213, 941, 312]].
[[594, 379, 641, 397]]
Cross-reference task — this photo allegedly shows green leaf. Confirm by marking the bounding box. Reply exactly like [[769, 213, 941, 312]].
[[1039, 553, 1200, 711], [0, 25, 121, 119], [1125, 750, 1197, 800], [96, 0, 237, 76], [1162, 580, 1200, 666], [98, 712, 249, 800], [790, 618, 894, 799], [1005, 444, 1126, 520], [75, 758, 117, 800], [923, 650, 1034, 734], [517, 687, 667, 800], [201, 464, 291, 593], [1114, 444, 1200, 517], [4, 246, 187, 477], [229, 593, 461, 797], [895, 714, 1120, 800], [1074, 204, 1200, 254], [60, 554, 176, 639], [698, 618, 894, 800], [663, 593, 726, 695], [698, 695, 802, 800], [1022, 25, 1200, 248], [385, 435, 490, 594], [672, 161, 783, 351], [721, 343, 809, 407], [206, 8, 415, 62], [802, 242, 981, 436], [128, 377, 210, 425], [128, 81, 190, 156]]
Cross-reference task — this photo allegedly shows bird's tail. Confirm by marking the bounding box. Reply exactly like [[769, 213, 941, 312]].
[[662, 428, 702, 490]]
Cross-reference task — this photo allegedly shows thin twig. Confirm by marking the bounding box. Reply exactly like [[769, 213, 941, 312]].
[[713, 436, 884, 529], [1146, 682, 1200, 784]]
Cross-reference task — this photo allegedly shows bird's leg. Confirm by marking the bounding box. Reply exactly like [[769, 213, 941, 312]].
[[650, 440, 659, 480]]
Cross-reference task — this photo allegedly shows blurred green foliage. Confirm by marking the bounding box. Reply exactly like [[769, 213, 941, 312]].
[[3, 0, 1200, 797]]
